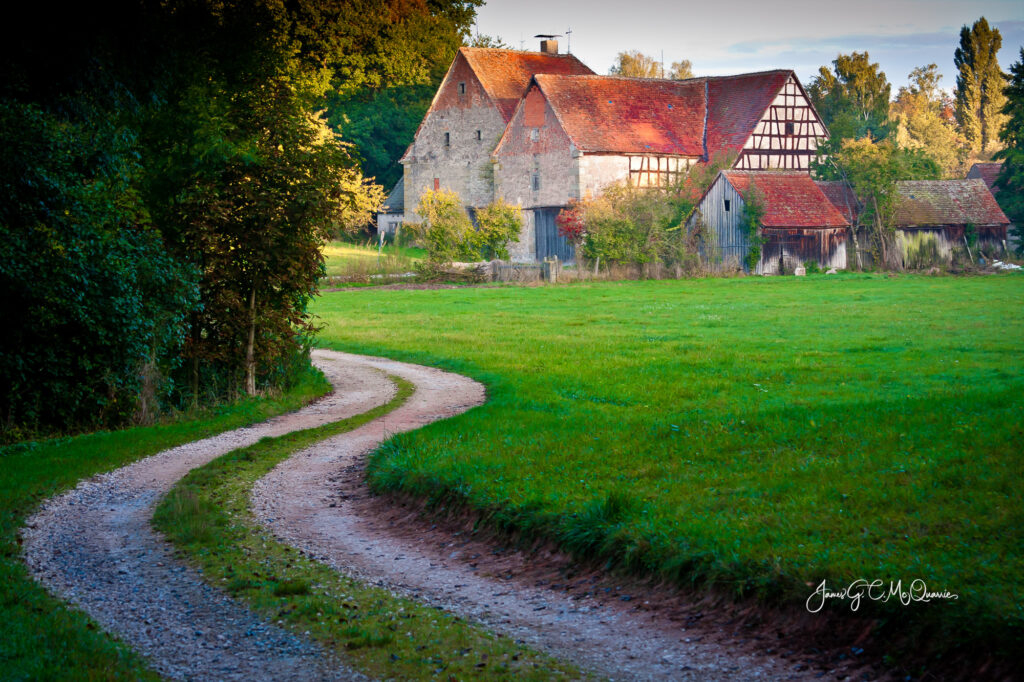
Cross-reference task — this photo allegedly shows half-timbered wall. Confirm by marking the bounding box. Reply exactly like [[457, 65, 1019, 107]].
[[627, 155, 696, 187], [736, 75, 826, 171]]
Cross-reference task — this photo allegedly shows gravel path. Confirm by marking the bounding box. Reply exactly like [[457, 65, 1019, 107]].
[[253, 350, 804, 681], [20, 357, 391, 681]]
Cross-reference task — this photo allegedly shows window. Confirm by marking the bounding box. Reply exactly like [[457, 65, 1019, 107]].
[[530, 128, 539, 142], [724, 199, 731, 212], [785, 121, 795, 136], [444, 132, 450, 147], [458, 82, 466, 95], [433, 178, 440, 191], [531, 172, 541, 192], [476, 130, 482, 141]]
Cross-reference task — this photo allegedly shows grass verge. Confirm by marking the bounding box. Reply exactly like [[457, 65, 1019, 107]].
[[0, 367, 331, 680], [153, 374, 584, 680], [311, 273, 1024, 664]]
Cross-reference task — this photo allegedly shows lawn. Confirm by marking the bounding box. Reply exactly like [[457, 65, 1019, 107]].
[[0, 370, 330, 679], [313, 272, 1024, 658], [322, 239, 425, 281]]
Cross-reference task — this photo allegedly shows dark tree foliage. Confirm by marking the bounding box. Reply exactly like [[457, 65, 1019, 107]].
[[955, 17, 1007, 153], [0, 0, 398, 438], [993, 48, 1024, 254], [323, 0, 483, 189]]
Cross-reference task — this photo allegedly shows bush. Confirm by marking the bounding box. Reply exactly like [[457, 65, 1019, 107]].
[[472, 199, 522, 260], [412, 191, 522, 264]]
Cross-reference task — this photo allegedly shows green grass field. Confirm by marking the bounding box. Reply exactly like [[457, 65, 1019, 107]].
[[313, 273, 1024, 657], [0, 371, 330, 679], [322, 240, 425, 281]]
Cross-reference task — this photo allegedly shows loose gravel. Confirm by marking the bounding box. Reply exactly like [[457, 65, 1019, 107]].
[[253, 350, 807, 680], [20, 358, 389, 681]]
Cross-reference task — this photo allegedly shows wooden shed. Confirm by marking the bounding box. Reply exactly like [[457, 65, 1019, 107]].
[[687, 171, 849, 274], [893, 179, 1010, 266]]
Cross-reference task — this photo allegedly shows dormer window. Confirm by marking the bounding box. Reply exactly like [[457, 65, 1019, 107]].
[[458, 82, 466, 95], [444, 132, 450, 147]]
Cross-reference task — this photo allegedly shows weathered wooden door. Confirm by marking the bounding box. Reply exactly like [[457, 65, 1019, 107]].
[[534, 207, 574, 263]]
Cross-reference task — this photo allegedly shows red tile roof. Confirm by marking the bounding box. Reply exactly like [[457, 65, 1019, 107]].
[[966, 162, 1003, 190], [723, 171, 849, 228], [706, 71, 792, 156], [894, 180, 1010, 227], [815, 180, 861, 224], [461, 48, 594, 121], [533, 74, 707, 155], [527, 70, 796, 158]]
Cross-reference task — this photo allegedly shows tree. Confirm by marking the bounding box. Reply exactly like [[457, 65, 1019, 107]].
[[954, 18, 1007, 154], [814, 138, 941, 269], [473, 199, 522, 260], [610, 51, 661, 78], [412, 189, 476, 264], [993, 48, 1024, 253], [669, 60, 694, 80], [469, 34, 510, 49], [891, 65, 968, 177], [808, 52, 891, 141]]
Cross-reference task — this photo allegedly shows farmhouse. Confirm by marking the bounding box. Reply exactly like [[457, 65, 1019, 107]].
[[966, 161, 1003, 191], [401, 42, 830, 262], [400, 44, 593, 228], [687, 171, 849, 274], [893, 179, 1010, 267]]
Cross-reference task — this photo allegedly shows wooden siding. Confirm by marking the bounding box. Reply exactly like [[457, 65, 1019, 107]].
[[687, 175, 750, 271], [534, 207, 575, 262], [758, 229, 847, 274], [736, 75, 826, 171]]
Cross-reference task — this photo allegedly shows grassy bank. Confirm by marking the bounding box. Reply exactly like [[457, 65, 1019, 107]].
[[0, 368, 331, 679], [312, 273, 1024, 660], [322, 240, 425, 284], [153, 374, 582, 680]]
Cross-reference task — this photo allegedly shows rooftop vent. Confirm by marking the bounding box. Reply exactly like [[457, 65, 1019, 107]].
[[534, 34, 561, 54]]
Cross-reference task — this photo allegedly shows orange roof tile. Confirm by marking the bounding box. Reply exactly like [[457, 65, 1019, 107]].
[[723, 171, 849, 228], [460, 48, 594, 121], [815, 180, 861, 224], [534, 75, 707, 155], [706, 71, 792, 155]]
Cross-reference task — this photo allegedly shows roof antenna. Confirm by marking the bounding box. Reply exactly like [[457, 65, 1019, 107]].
[[566, 27, 573, 54], [520, 33, 525, 50]]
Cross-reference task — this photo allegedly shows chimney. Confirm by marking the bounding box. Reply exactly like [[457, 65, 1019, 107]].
[[540, 39, 558, 54]]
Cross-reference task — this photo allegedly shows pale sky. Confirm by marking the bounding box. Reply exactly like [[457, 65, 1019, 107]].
[[474, 0, 1023, 94]]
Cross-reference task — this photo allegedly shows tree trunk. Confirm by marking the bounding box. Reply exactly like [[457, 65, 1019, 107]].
[[191, 313, 200, 409], [244, 285, 257, 397], [872, 196, 888, 269], [849, 224, 864, 271]]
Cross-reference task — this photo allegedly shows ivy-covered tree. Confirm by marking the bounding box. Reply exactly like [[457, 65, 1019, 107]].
[[808, 52, 891, 141], [993, 48, 1024, 254], [954, 17, 1008, 153]]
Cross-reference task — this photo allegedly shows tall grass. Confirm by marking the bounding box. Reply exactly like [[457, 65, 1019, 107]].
[[321, 239, 425, 285], [313, 273, 1024, 660]]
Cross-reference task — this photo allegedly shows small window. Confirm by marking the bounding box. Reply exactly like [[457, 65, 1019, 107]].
[[724, 199, 731, 212], [458, 82, 466, 95], [444, 132, 450, 147], [785, 121, 795, 136], [476, 129, 482, 141], [530, 128, 539, 142], [531, 172, 541, 192]]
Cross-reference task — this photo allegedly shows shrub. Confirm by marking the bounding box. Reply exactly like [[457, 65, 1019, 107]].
[[411, 189, 475, 264], [472, 199, 522, 260]]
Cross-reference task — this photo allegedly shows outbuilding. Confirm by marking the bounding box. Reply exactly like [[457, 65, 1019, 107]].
[[687, 171, 849, 274]]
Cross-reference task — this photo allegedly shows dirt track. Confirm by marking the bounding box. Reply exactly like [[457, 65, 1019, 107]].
[[22, 349, 819, 680]]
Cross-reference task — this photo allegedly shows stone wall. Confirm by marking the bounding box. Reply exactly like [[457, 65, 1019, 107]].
[[401, 53, 505, 222]]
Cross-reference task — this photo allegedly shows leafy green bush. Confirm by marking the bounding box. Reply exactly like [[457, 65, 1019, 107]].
[[472, 199, 522, 260]]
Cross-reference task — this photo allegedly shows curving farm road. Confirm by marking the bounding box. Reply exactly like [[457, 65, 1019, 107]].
[[22, 349, 808, 680]]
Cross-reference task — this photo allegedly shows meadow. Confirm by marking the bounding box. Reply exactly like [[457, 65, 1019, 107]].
[[313, 272, 1024, 658], [321, 239, 425, 283]]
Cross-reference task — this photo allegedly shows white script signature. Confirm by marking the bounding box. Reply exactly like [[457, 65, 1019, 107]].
[[805, 579, 959, 613]]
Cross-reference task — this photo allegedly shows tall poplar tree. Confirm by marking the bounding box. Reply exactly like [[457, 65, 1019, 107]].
[[954, 17, 1008, 153]]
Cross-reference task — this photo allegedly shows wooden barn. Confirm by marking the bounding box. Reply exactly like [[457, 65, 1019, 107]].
[[687, 171, 849, 274], [893, 179, 1011, 266], [966, 161, 1003, 191]]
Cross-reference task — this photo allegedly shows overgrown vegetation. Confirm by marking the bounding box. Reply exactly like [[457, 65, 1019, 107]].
[[739, 182, 766, 271], [0, 368, 331, 679], [994, 48, 1024, 254], [153, 376, 582, 680], [314, 275, 1024, 664], [411, 190, 521, 265]]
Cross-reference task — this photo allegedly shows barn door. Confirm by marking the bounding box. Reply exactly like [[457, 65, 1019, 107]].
[[534, 207, 574, 263]]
